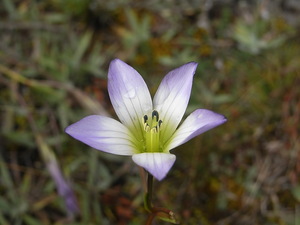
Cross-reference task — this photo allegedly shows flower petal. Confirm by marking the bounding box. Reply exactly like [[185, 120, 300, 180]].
[[47, 159, 79, 215], [166, 109, 227, 150], [65, 115, 136, 155], [153, 62, 198, 142], [108, 59, 153, 137], [132, 153, 176, 181]]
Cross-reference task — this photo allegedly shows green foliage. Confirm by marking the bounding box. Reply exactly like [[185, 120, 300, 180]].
[[232, 18, 290, 54], [1, 0, 300, 224]]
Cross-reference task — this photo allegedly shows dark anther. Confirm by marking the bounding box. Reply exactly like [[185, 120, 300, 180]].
[[152, 110, 159, 121], [158, 120, 163, 127], [143, 115, 148, 123]]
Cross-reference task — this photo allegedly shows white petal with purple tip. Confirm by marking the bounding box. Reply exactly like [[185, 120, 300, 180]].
[[132, 153, 176, 181], [65, 115, 136, 155], [166, 109, 227, 151], [153, 62, 198, 142], [108, 59, 153, 138]]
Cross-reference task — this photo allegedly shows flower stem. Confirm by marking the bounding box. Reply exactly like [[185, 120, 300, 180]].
[[144, 172, 178, 224], [145, 213, 156, 225], [145, 173, 153, 211]]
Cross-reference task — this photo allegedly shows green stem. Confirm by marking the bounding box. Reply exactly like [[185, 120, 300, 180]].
[[144, 172, 178, 224], [144, 173, 153, 212]]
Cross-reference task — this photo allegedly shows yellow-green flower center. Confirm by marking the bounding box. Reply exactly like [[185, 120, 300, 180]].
[[143, 110, 163, 153]]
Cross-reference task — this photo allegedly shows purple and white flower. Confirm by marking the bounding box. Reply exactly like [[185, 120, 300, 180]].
[[66, 59, 226, 180], [47, 158, 79, 215]]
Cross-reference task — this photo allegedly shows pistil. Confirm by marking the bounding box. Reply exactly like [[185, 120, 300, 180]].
[[143, 110, 163, 152]]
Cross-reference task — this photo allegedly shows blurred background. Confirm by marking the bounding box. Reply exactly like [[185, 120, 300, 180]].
[[0, 0, 299, 224]]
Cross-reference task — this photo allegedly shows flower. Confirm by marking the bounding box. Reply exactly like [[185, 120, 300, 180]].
[[65, 59, 227, 180], [47, 158, 79, 216]]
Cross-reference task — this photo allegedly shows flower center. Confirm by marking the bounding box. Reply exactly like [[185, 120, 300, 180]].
[[143, 110, 163, 152]]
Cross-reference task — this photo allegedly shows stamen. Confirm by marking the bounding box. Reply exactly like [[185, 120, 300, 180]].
[[152, 110, 159, 121], [142, 110, 163, 153], [145, 125, 150, 133], [144, 122, 148, 131], [158, 120, 163, 127], [143, 115, 148, 123]]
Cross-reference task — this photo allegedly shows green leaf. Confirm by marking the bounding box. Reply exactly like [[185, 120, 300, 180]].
[[72, 31, 93, 68], [3, 131, 35, 148], [0, 156, 14, 189], [23, 215, 42, 225], [157, 211, 179, 224], [292, 185, 300, 201]]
